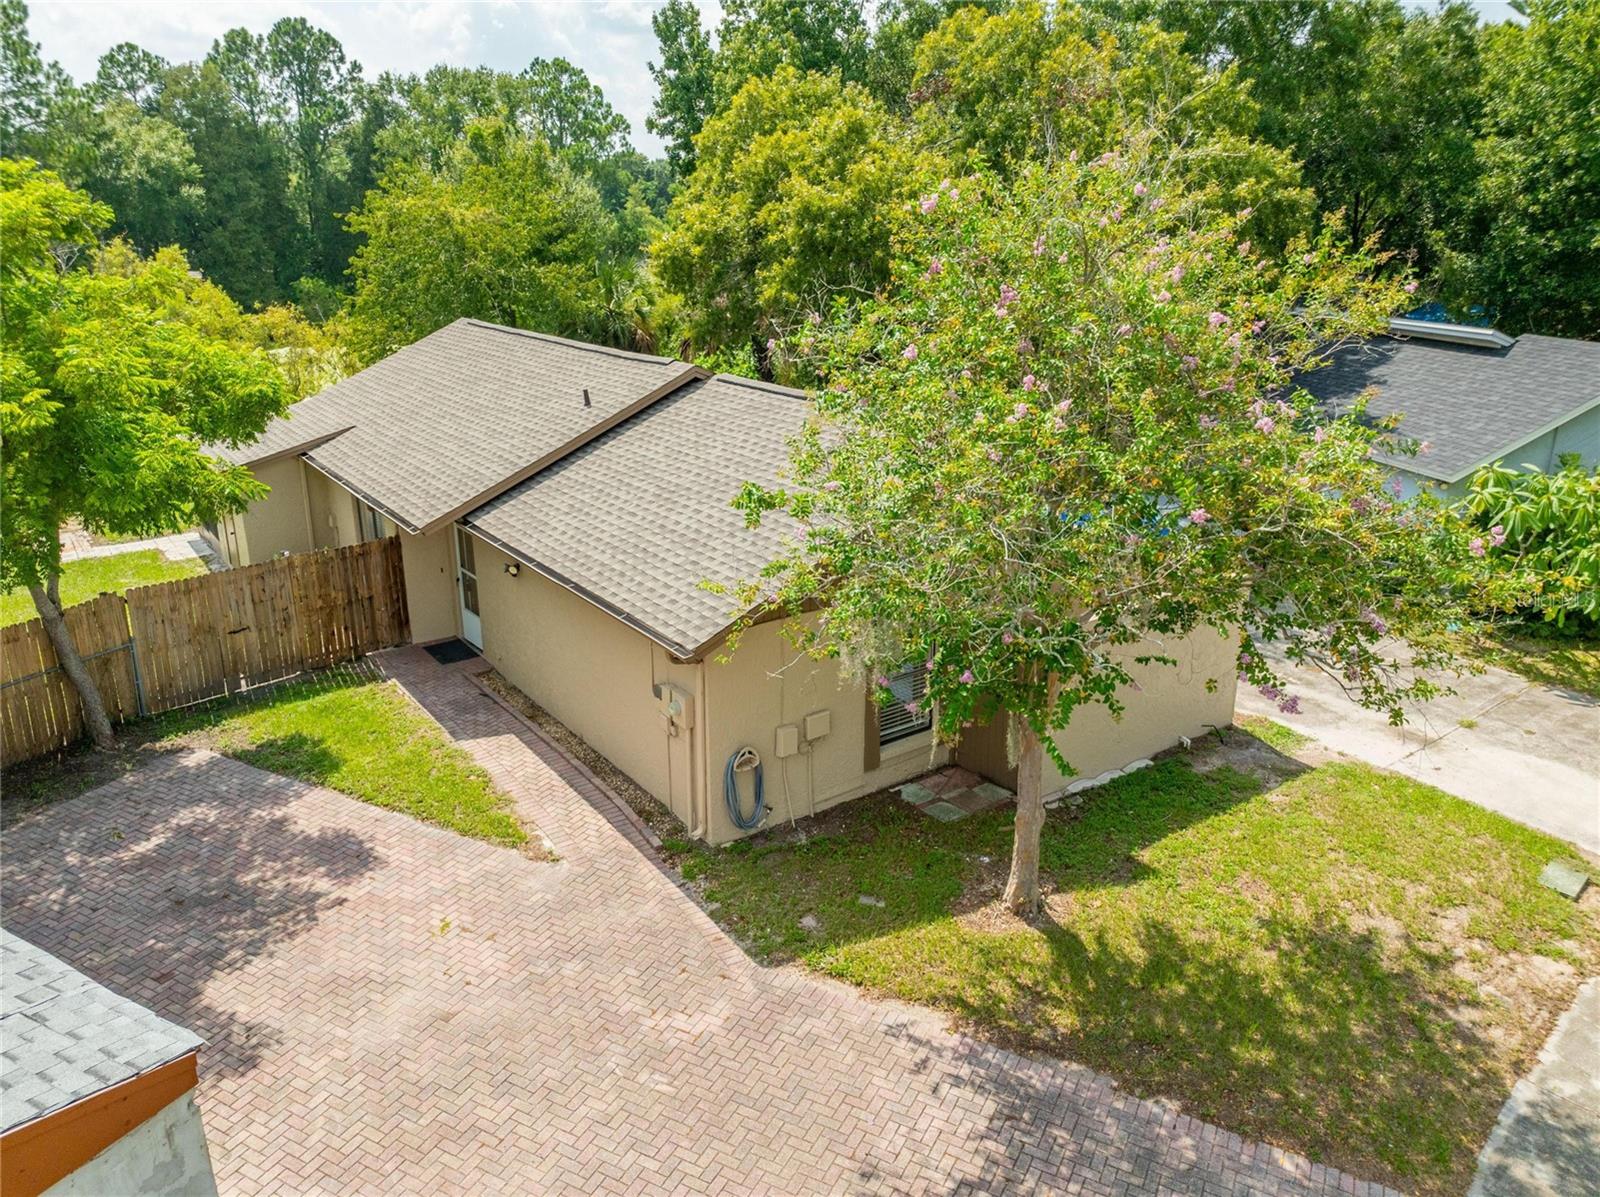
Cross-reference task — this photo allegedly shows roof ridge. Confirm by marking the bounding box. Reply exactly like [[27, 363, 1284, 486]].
[[710, 372, 810, 399], [458, 319, 684, 367]]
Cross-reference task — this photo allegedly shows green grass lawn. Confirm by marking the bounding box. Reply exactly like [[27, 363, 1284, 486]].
[[1235, 713, 1314, 752], [0, 549, 208, 626], [672, 747, 1597, 1194], [1471, 627, 1600, 699], [151, 669, 531, 849]]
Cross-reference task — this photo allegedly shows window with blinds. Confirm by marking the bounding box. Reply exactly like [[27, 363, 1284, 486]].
[[878, 661, 933, 745]]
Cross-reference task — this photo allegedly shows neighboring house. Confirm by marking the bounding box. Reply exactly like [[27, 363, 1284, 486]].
[[1301, 317, 1600, 501], [0, 931, 217, 1197], [207, 318, 1236, 844]]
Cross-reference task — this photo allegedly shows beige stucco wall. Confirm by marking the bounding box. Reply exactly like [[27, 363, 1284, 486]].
[[400, 527, 459, 644], [413, 531, 1231, 846], [231, 456, 315, 564], [471, 536, 703, 829], [701, 616, 946, 845], [1041, 626, 1239, 795], [304, 464, 359, 551]]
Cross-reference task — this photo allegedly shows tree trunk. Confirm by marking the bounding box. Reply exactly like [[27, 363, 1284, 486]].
[[752, 334, 775, 383], [30, 574, 115, 750], [1003, 717, 1046, 915]]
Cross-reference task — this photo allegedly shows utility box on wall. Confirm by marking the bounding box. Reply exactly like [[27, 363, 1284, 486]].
[[652, 682, 695, 735], [774, 724, 800, 758], [803, 710, 831, 741]]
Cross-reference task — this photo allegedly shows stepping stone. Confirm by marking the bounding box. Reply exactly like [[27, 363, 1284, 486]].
[[1539, 860, 1590, 900], [922, 800, 966, 822], [857, 894, 885, 908], [946, 788, 1003, 815], [895, 783, 936, 806], [972, 782, 1013, 804]]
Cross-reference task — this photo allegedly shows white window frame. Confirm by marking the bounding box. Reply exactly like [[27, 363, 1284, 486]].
[[878, 661, 933, 746]]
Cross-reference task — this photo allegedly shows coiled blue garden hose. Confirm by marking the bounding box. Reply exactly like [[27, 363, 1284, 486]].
[[724, 747, 765, 830]]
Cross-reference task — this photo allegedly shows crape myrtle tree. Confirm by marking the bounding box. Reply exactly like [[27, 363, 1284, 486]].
[[731, 141, 1488, 913], [0, 161, 288, 746]]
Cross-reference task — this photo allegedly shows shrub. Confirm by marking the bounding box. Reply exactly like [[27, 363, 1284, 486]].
[[1462, 455, 1600, 627]]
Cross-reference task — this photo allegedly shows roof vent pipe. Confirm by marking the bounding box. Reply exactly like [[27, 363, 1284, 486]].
[[582, 388, 591, 407]]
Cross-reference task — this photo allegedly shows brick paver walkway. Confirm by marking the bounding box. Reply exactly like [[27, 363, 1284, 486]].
[[1, 648, 1398, 1195]]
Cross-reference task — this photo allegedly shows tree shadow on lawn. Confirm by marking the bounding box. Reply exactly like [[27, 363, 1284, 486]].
[[709, 743, 1528, 1193], [854, 910, 1500, 1197], [1, 747, 380, 1081]]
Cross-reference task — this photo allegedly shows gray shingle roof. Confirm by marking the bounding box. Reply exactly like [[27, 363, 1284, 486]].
[[465, 374, 809, 657], [1299, 331, 1600, 482], [218, 319, 702, 533], [1, 930, 202, 1132]]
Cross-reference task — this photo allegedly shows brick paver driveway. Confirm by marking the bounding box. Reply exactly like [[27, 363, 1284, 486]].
[[2, 649, 1396, 1196]]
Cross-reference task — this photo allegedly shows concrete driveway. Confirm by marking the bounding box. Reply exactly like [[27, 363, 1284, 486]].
[[1238, 650, 1599, 855], [0, 647, 1399, 1196], [1469, 979, 1600, 1197]]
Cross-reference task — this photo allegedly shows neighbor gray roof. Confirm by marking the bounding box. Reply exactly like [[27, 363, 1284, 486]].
[[465, 374, 810, 657], [1299, 330, 1600, 482], [218, 319, 703, 533], [1, 930, 202, 1132]]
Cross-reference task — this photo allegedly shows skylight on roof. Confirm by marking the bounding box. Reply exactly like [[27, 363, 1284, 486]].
[[1387, 317, 1515, 350]]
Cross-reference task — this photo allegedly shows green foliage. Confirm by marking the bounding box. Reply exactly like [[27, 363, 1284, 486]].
[[1436, 0, 1600, 337], [647, 0, 959, 178], [264, 17, 360, 285], [652, 66, 932, 364], [0, 0, 71, 157], [909, 3, 1313, 245], [92, 42, 168, 111], [77, 98, 203, 252], [0, 160, 289, 591], [735, 143, 1489, 775], [646, 0, 716, 175], [343, 128, 614, 363], [711, 0, 872, 106], [521, 56, 630, 163], [1463, 457, 1600, 627], [160, 60, 302, 305], [1109, 1, 1484, 280]]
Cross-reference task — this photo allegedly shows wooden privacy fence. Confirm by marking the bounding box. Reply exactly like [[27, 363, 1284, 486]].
[[1, 538, 409, 767]]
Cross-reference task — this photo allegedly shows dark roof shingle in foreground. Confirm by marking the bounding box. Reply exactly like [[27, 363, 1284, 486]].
[[1299, 329, 1600, 483]]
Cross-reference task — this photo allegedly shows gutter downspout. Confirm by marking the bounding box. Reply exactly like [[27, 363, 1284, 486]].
[[689, 656, 710, 841]]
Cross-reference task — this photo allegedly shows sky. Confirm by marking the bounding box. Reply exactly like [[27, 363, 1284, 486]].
[[31, 0, 1524, 162], [29, 1, 730, 158]]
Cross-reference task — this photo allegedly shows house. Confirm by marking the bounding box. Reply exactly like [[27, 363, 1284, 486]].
[[208, 319, 1237, 843], [1301, 317, 1600, 500], [0, 931, 217, 1197]]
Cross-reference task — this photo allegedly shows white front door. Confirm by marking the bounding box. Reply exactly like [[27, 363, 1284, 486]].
[[455, 526, 482, 649]]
